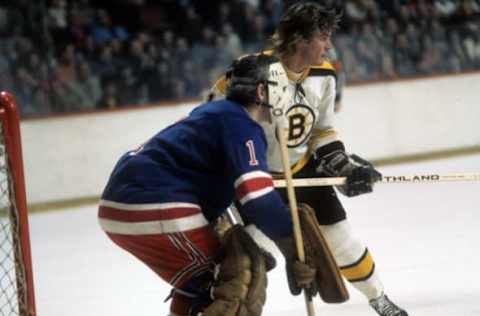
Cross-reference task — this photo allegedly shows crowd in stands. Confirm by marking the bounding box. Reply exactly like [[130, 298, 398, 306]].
[[0, 0, 479, 117]]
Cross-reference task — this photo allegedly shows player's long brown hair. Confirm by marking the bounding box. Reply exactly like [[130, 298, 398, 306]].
[[270, 2, 341, 57]]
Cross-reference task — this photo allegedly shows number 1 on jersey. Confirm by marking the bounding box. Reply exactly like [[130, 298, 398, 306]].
[[245, 140, 259, 166]]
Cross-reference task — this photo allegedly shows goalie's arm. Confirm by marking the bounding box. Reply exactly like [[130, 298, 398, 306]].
[[222, 120, 294, 239]]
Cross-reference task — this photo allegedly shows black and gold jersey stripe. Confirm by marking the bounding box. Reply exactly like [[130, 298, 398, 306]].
[[340, 248, 376, 283]]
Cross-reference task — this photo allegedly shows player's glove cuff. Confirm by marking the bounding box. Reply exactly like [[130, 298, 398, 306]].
[[314, 147, 381, 197]]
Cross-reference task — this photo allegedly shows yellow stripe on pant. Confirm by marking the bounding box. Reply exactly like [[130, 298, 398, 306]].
[[340, 248, 375, 282]]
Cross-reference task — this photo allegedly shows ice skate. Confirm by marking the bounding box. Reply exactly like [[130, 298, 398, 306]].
[[369, 294, 408, 316]]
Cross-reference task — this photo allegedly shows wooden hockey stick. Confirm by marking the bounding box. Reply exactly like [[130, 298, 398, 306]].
[[273, 172, 480, 188], [276, 125, 316, 316]]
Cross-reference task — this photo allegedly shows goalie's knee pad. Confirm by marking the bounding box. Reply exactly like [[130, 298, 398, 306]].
[[202, 225, 270, 316]]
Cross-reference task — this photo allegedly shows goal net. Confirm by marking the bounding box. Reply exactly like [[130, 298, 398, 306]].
[[0, 92, 36, 316]]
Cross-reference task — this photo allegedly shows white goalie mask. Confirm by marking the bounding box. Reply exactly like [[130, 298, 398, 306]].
[[226, 55, 291, 125], [264, 62, 291, 127]]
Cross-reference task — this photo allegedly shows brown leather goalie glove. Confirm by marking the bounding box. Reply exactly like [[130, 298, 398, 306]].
[[274, 236, 318, 297], [276, 204, 349, 303], [201, 225, 275, 316]]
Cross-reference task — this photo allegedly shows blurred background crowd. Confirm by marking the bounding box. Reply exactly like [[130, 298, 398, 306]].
[[0, 0, 479, 117]]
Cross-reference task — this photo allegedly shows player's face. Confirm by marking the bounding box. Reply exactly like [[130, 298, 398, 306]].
[[300, 30, 332, 65]]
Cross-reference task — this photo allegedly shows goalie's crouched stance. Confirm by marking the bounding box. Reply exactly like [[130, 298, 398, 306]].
[[97, 55, 317, 316]]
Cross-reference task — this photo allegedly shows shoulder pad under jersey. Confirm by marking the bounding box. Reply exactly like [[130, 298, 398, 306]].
[[308, 62, 337, 79]]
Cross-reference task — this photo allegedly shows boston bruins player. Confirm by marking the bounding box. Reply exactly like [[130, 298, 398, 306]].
[[209, 3, 408, 316]]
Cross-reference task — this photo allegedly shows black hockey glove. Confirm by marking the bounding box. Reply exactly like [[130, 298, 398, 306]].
[[315, 150, 382, 197]]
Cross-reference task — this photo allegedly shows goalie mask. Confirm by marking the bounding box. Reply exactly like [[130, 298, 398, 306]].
[[226, 54, 291, 121]]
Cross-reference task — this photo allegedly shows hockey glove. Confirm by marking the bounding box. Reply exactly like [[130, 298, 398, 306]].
[[274, 237, 317, 296], [203, 225, 271, 316], [316, 150, 382, 197]]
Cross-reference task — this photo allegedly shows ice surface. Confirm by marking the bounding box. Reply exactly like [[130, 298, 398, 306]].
[[30, 155, 480, 315]]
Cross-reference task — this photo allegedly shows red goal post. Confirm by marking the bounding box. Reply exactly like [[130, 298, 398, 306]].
[[0, 91, 36, 316]]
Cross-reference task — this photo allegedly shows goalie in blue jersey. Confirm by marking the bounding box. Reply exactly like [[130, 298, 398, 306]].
[[98, 54, 327, 316]]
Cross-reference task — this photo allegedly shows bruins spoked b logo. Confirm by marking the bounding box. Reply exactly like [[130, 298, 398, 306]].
[[285, 104, 315, 147]]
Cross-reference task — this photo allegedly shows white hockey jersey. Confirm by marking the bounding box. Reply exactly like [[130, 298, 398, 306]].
[[210, 54, 339, 173]]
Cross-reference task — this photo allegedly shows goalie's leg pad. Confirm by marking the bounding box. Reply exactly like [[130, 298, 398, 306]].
[[202, 225, 269, 316], [299, 203, 350, 303]]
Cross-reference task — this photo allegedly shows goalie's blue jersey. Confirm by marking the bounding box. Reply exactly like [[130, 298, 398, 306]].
[[100, 100, 292, 239]]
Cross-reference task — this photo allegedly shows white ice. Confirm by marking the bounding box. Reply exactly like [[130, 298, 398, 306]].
[[30, 155, 480, 316]]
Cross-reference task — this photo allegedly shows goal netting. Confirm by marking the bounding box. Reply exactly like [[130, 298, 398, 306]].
[[0, 91, 36, 316]]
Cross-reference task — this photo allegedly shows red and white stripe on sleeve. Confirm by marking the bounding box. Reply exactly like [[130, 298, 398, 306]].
[[234, 170, 274, 205]]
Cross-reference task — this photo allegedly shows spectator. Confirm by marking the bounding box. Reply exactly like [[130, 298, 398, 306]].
[[380, 53, 398, 79], [74, 61, 102, 110], [78, 35, 97, 63], [0, 45, 13, 91], [449, 30, 469, 68], [434, 0, 460, 18], [180, 6, 203, 42], [93, 45, 118, 83], [344, 0, 370, 31], [416, 0, 435, 20], [341, 49, 362, 82], [170, 78, 187, 99], [71, 0, 96, 27], [2, 0, 480, 115], [0, 6, 9, 35], [68, 10, 90, 44], [51, 66, 89, 113], [171, 36, 190, 69], [417, 35, 444, 74], [110, 37, 128, 66], [393, 33, 417, 76], [148, 61, 173, 101], [92, 9, 129, 45], [177, 59, 203, 98], [463, 32, 480, 67], [160, 30, 176, 57], [404, 22, 422, 64], [221, 23, 242, 58], [97, 82, 120, 109], [262, 0, 283, 34], [30, 87, 52, 115], [216, 2, 233, 31], [13, 67, 37, 115], [357, 22, 382, 78], [243, 9, 267, 52], [135, 83, 150, 105], [47, 0, 67, 29], [55, 44, 78, 85], [355, 39, 378, 80], [191, 27, 217, 70], [117, 66, 139, 105]]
